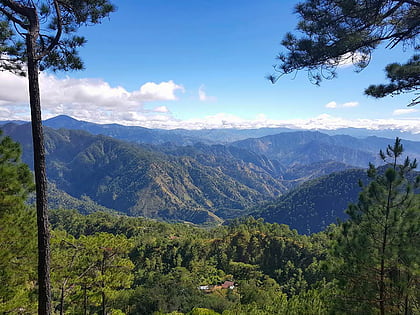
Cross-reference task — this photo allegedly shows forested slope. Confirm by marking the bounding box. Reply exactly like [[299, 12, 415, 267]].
[[251, 169, 368, 233]]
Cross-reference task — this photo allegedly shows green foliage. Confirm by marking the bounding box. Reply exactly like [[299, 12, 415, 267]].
[[0, 129, 36, 313], [51, 231, 134, 314], [0, 208, 37, 313], [188, 308, 220, 315], [3, 133, 418, 314], [252, 169, 367, 233], [0, 130, 34, 214], [0, 0, 115, 73], [270, 0, 419, 103], [365, 54, 420, 106], [330, 138, 420, 314]]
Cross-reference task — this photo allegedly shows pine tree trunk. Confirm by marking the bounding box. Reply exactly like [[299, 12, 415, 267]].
[[101, 254, 106, 315], [26, 12, 51, 315], [83, 284, 88, 315], [59, 284, 65, 315]]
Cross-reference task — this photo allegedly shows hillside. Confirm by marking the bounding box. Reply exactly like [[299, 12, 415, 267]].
[[4, 122, 419, 229], [231, 131, 420, 168], [3, 123, 288, 223], [42, 115, 204, 146], [250, 169, 369, 234], [28, 182, 117, 215]]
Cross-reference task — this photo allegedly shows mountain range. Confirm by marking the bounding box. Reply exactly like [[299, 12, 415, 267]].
[[3, 114, 420, 143], [2, 115, 420, 232]]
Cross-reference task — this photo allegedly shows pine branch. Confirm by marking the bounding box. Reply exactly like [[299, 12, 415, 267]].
[[0, 5, 27, 29]]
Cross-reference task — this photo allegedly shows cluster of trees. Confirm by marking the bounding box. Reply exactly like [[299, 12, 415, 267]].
[[1, 131, 419, 314]]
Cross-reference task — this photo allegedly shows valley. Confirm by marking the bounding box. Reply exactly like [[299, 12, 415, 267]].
[[2, 116, 420, 232]]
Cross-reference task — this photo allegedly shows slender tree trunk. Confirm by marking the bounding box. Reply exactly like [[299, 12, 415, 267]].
[[102, 290, 106, 315], [26, 11, 51, 315], [59, 284, 65, 315], [379, 157, 397, 315], [83, 284, 87, 315], [101, 254, 106, 315]]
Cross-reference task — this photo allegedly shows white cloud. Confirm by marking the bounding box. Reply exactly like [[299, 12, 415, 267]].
[[153, 106, 170, 113], [325, 101, 337, 108], [393, 108, 418, 116], [342, 101, 359, 108], [325, 100, 359, 109], [1, 71, 419, 135], [133, 113, 420, 134], [335, 52, 368, 68], [132, 81, 184, 102], [198, 85, 216, 102], [0, 71, 184, 123]]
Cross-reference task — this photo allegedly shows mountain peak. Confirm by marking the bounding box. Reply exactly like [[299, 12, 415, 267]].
[[45, 115, 79, 123]]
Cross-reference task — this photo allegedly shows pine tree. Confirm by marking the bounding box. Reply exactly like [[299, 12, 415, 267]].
[[0, 2, 115, 313], [270, 0, 419, 106], [0, 129, 34, 213], [331, 138, 420, 314], [0, 129, 37, 313]]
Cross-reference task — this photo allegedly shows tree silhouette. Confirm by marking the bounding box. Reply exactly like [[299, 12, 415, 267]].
[[270, 0, 419, 106]]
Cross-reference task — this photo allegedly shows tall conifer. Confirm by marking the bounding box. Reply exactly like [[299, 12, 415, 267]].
[[0, 2, 115, 313], [331, 138, 420, 314]]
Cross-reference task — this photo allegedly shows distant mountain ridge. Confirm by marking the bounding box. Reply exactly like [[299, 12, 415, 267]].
[[230, 131, 420, 168], [42, 115, 420, 142], [3, 115, 420, 144], [3, 119, 420, 230]]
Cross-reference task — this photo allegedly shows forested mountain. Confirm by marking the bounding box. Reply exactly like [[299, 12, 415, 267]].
[[3, 123, 289, 223], [3, 122, 420, 231], [231, 131, 420, 168], [42, 115, 204, 145], [29, 182, 117, 215], [251, 169, 368, 234]]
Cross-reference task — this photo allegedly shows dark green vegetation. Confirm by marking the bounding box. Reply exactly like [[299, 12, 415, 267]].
[[3, 123, 288, 224], [331, 138, 420, 314], [251, 169, 368, 234], [1, 129, 419, 314], [270, 0, 419, 106]]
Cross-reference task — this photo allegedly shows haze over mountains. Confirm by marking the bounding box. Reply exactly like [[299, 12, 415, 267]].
[[2, 115, 420, 233], [3, 114, 420, 142]]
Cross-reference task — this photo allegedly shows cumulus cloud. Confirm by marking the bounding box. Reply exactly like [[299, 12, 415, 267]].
[[0, 71, 184, 123], [132, 81, 184, 102], [325, 100, 359, 109], [393, 108, 418, 116], [1, 72, 419, 134]]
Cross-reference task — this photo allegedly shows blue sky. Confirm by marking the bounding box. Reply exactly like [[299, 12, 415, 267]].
[[0, 0, 419, 132]]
